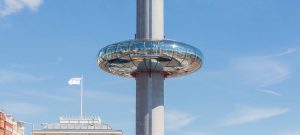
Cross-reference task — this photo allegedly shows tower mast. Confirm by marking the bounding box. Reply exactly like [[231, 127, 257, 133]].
[[136, 0, 164, 40], [136, 0, 165, 135], [97, 0, 203, 135]]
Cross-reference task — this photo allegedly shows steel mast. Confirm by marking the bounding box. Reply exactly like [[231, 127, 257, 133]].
[[136, 0, 164, 135]]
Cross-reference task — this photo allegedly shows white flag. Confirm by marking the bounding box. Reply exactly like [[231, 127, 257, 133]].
[[68, 78, 82, 85]]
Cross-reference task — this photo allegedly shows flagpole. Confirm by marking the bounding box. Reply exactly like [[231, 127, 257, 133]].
[[80, 74, 83, 119]]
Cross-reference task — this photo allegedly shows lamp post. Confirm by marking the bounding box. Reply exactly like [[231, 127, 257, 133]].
[[19, 121, 34, 135]]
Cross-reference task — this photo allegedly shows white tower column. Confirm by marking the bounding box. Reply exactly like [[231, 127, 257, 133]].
[[136, 72, 164, 135], [136, 0, 164, 40], [136, 0, 165, 135], [135, 60, 164, 135]]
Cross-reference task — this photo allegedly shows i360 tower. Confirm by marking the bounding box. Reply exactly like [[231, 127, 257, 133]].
[[97, 0, 203, 135]]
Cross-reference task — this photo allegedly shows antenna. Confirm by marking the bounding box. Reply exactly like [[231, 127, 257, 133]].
[[80, 74, 83, 119]]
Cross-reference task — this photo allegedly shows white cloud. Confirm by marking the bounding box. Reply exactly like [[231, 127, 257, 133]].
[[0, 18, 13, 28], [257, 89, 282, 96], [0, 89, 73, 101], [165, 110, 196, 131], [0, 91, 17, 96], [219, 105, 289, 127], [179, 131, 207, 135], [0, 70, 45, 84], [23, 90, 73, 101], [1, 102, 47, 115], [233, 56, 290, 87], [165, 110, 206, 135], [0, 0, 43, 16], [279, 130, 300, 135], [84, 90, 134, 103], [53, 57, 64, 64], [276, 48, 297, 57]]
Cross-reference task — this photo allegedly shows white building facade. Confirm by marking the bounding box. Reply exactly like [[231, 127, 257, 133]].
[[33, 117, 122, 135]]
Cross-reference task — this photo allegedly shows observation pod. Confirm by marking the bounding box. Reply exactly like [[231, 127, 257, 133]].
[[97, 0, 203, 135], [97, 40, 203, 78]]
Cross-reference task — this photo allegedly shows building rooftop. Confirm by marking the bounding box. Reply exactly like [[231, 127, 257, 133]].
[[34, 116, 123, 135]]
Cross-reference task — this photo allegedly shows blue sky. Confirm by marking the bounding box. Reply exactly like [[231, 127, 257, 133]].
[[0, 0, 300, 135]]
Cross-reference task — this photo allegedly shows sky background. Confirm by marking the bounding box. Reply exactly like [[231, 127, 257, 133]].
[[0, 0, 300, 135]]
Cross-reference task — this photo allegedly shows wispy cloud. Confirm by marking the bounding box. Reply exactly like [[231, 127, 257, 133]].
[[165, 110, 206, 135], [23, 90, 73, 101], [0, 89, 73, 101], [278, 130, 300, 135], [228, 48, 297, 97], [0, 91, 18, 96], [84, 89, 134, 103], [0, 0, 43, 17], [0, 18, 13, 28], [257, 89, 282, 96], [219, 105, 289, 127], [179, 131, 207, 135], [165, 110, 196, 131], [0, 70, 45, 84], [5, 57, 64, 70], [276, 48, 297, 57], [0, 102, 47, 115], [53, 57, 64, 64], [233, 56, 290, 87]]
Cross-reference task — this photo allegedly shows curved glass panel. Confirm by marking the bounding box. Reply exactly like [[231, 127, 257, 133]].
[[97, 39, 203, 78]]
